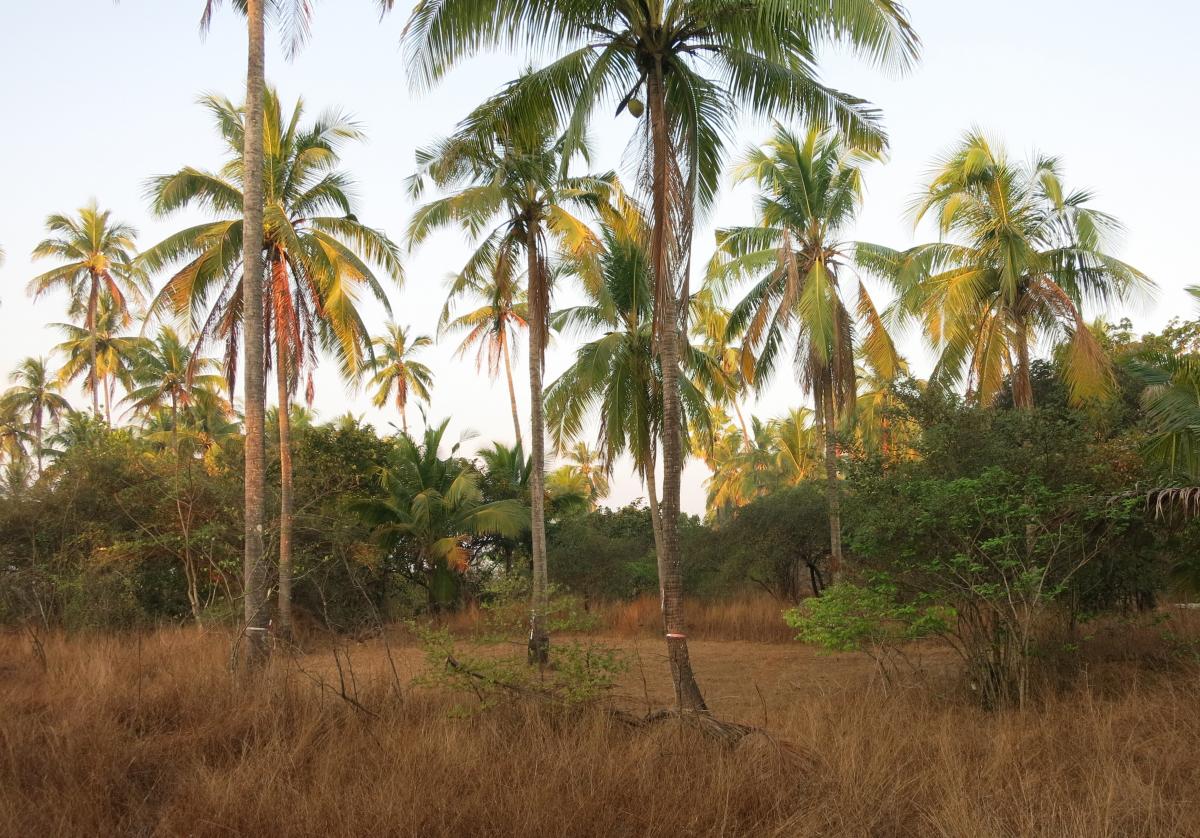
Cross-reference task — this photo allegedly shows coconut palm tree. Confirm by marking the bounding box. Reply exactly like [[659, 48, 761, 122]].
[[140, 88, 403, 640], [545, 197, 719, 565], [3, 358, 71, 475], [691, 289, 755, 446], [354, 419, 528, 610], [560, 442, 610, 506], [715, 125, 900, 582], [402, 0, 917, 709], [368, 322, 434, 435], [440, 272, 529, 449], [0, 401, 29, 454], [407, 85, 604, 665], [53, 296, 143, 427], [124, 327, 227, 446], [28, 201, 143, 419], [200, 0, 397, 668], [859, 130, 1150, 410]]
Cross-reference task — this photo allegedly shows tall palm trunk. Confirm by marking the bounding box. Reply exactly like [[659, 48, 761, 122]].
[[643, 446, 666, 600], [821, 371, 844, 583], [501, 331, 524, 450], [240, 0, 270, 667], [1012, 315, 1034, 410], [87, 276, 100, 418], [33, 409, 43, 476], [103, 377, 113, 427], [526, 218, 549, 666], [731, 396, 753, 451], [274, 271, 295, 642], [647, 62, 706, 712]]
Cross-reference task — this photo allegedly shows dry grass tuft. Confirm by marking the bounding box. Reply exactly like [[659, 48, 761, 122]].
[[2, 622, 1199, 836]]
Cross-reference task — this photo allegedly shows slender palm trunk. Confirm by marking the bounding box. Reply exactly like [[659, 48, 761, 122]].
[[170, 393, 178, 453], [644, 447, 666, 602], [647, 63, 706, 712], [399, 399, 408, 435], [731, 396, 752, 451], [87, 276, 100, 418], [33, 409, 43, 476], [526, 219, 550, 666], [275, 302, 295, 643], [1013, 317, 1034, 409], [103, 377, 113, 427], [240, 0, 270, 667], [501, 331, 524, 451], [821, 371, 844, 583]]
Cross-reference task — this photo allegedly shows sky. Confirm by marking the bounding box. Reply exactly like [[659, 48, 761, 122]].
[[0, 1, 1197, 514]]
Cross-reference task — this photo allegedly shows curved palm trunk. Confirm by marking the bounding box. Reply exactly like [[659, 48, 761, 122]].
[[731, 396, 753, 451], [274, 296, 295, 642], [240, 0, 270, 667], [647, 64, 706, 712], [1012, 317, 1034, 410], [643, 447, 666, 600], [33, 409, 43, 477], [501, 331, 524, 451], [821, 371, 844, 583], [87, 276, 100, 418], [526, 220, 550, 666]]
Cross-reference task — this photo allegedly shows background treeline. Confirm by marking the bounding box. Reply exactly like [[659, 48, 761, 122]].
[[5, 311, 1199, 644]]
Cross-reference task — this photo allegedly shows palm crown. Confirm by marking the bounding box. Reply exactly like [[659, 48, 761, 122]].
[[29, 201, 146, 418], [140, 88, 403, 388], [860, 130, 1150, 408], [368, 322, 434, 435]]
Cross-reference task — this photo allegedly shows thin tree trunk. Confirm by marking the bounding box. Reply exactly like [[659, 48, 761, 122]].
[[501, 331, 524, 451], [1013, 318, 1034, 409], [34, 410, 42, 476], [644, 446, 666, 603], [240, 0, 270, 668], [87, 276, 100, 418], [731, 396, 753, 451], [647, 63, 706, 712], [526, 218, 549, 666], [103, 376, 113, 427], [274, 304, 294, 643], [399, 398, 408, 435], [822, 371, 844, 583]]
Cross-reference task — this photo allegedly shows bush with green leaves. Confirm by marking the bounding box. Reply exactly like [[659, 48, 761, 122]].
[[785, 583, 951, 682], [476, 576, 601, 640], [414, 625, 626, 714]]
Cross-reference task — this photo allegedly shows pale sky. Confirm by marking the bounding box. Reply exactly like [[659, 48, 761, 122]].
[[1, 2, 1196, 513]]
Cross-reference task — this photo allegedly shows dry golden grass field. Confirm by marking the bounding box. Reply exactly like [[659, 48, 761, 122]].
[[3, 598, 1199, 837]]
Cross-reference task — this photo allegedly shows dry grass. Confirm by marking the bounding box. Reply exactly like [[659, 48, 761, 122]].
[[438, 593, 797, 643], [2, 619, 1199, 837]]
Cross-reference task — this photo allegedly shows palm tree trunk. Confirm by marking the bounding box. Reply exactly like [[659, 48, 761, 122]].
[[274, 305, 294, 643], [33, 411, 43, 476], [644, 447, 666, 603], [526, 219, 549, 666], [501, 331, 524, 451], [731, 396, 753, 451], [822, 371, 844, 583], [400, 401, 408, 435], [87, 276, 100, 419], [240, 0, 270, 668], [103, 376, 113, 427], [647, 63, 706, 712], [1013, 319, 1034, 409]]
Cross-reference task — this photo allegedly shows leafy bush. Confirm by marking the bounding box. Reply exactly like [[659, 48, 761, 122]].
[[414, 625, 626, 714], [784, 583, 950, 682]]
